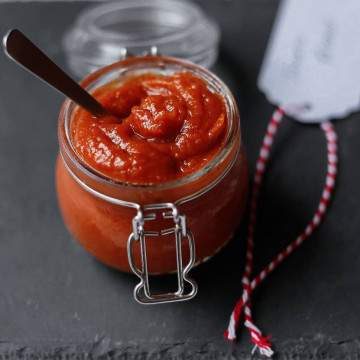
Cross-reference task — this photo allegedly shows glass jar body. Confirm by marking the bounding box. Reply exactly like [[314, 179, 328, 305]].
[[56, 150, 247, 273], [56, 56, 248, 274]]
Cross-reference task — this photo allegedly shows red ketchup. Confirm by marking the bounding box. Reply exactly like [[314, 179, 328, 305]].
[[71, 72, 227, 184], [56, 57, 248, 274]]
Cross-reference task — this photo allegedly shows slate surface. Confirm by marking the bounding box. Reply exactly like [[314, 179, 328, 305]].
[[0, 1, 360, 359]]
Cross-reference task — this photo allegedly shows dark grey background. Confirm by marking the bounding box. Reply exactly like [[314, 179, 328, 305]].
[[0, 1, 360, 358]]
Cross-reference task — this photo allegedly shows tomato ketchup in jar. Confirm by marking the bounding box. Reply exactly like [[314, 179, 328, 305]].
[[56, 56, 248, 303]]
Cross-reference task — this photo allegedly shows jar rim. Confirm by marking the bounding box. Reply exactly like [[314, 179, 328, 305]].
[[58, 55, 240, 191]]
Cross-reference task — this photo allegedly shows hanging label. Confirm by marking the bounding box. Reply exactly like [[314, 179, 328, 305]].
[[258, 0, 360, 123]]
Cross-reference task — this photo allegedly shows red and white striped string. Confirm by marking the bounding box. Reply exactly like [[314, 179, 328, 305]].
[[224, 107, 338, 357]]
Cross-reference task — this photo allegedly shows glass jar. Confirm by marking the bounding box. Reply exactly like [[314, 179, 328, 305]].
[[63, 0, 220, 78], [56, 56, 248, 303]]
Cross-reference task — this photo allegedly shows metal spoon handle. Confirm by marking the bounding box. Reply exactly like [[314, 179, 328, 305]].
[[3, 29, 107, 117]]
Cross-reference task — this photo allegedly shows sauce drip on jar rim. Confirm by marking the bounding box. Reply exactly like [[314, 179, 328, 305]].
[[71, 71, 228, 184]]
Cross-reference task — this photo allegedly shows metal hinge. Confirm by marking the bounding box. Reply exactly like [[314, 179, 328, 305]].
[[127, 203, 197, 304]]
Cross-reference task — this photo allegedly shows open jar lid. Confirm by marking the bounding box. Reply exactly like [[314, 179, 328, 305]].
[[63, 0, 220, 78]]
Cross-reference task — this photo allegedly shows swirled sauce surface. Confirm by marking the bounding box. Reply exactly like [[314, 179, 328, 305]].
[[71, 72, 227, 184]]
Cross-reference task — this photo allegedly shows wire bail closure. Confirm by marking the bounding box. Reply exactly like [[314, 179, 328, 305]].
[[127, 203, 198, 304], [124, 45, 159, 59]]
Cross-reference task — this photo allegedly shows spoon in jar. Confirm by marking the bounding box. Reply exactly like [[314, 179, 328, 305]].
[[2, 29, 109, 117]]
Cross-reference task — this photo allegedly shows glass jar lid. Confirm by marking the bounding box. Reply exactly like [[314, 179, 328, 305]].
[[63, 0, 220, 78]]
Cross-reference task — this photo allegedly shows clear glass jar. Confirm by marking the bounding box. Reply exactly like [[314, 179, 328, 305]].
[[63, 0, 220, 78], [56, 56, 247, 302]]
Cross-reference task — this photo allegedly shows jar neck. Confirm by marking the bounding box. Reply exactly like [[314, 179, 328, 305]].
[[58, 56, 241, 205]]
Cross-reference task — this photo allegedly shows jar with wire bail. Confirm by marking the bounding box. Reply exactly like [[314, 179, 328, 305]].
[[56, 54, 248, 304]]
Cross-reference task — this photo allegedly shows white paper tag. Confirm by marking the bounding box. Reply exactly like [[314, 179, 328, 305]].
[[258, 0, 360, 123]]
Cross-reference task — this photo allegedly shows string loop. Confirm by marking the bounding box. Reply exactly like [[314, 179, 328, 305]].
[[224, 108, 338, 357]]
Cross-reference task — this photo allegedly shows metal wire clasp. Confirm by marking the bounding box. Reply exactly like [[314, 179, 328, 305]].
[[127, 203, 198, 304]]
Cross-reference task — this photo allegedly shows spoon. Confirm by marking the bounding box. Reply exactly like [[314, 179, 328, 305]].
[[2, 29, 109, 117]]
